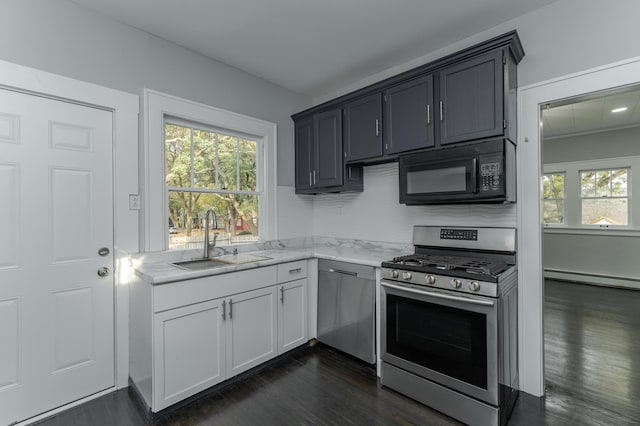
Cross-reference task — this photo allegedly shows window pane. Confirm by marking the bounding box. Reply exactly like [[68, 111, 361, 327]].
[[595, 170, 611, 197], [543, 199, 564, 224], [168, 190, 259, 249], [611, 169, 628, 196], [193, 129, 217, 189], [239, 138, 257, 191], [543, 174, 564, 199], [218, 134, 238, 190], [581, 198, 628, 225], [165, 124, 191, 188], [581, 171, 596, 197]]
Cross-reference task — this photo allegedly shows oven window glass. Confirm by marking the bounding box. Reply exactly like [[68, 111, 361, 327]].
[[406, 166, 467, 194], [386, 294, 487, 389]]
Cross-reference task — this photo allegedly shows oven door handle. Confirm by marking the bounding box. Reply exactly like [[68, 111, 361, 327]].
[[381, 281, 495, 307]]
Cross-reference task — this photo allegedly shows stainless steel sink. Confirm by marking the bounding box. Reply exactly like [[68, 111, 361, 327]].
[[171, 258, 230, 271], [170, 254, 271, 271]]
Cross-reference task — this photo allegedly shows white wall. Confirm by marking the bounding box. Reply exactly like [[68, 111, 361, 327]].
[[544, 126, 640, 163], [0, 0, 309, 188], [312, 163, 516, 242]]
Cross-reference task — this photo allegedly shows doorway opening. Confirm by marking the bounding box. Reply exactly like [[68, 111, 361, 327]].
[[540, 84, 640, 423]]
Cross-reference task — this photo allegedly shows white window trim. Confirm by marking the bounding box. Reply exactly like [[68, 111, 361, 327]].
[[143, 89, 277, 251], [544, 155, 638, 231]]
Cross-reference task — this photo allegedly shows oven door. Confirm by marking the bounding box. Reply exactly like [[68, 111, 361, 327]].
[[381, 280, 498, 405]]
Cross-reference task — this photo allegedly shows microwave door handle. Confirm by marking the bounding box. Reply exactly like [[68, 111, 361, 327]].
[[381, 281, 495, 307], [470, 158, 478, 193]]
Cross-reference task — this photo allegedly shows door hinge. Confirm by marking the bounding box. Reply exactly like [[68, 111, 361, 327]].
[[503, 119, 507, 129]]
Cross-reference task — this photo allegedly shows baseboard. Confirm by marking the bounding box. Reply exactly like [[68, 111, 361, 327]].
[[544, 269, 640, 290]]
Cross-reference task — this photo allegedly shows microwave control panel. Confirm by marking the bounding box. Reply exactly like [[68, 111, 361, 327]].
[[479, 154, 503, 193]]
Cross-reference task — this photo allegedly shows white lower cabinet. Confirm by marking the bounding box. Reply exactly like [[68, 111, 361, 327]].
[[139, 262, 309, 412], [277, 279, 307, 354], [153, 298, 227, 410], [226, 287, 278, 376]]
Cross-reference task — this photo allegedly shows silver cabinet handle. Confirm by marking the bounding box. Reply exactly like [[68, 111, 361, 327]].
[[222, 300, 226, 321], [97, 267, 110, 277], [426, 104, 431, 125], [289, 268, 302, 274], [313, 170, 316, 185], [375, 119, 379, 137], [280, 286, 284, 304], [328, 268, 358, 277], [381, 281, 494, 307], [229, 298, 233, 319], [439, 101, 444, 121], [309, 171, 312, 186]]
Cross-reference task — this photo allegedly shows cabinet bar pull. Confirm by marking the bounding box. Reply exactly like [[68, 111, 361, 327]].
[[289, 268, 302, 274], [229, 299, 233, 319], [313, 170, 316, 185], [309, 171, 312, 186], [439, 101, 444, 121], [280, 286, 284, 304], [375, 119, 379, 137], [427, 104, 431, 124], [222, 300, 226, 320]]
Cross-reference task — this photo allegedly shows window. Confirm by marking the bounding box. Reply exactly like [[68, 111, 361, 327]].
[[165, 120, 260, 249], [542, 173, 565, 225], [145, 90, 276, 252], [580, 168, 629, 226]]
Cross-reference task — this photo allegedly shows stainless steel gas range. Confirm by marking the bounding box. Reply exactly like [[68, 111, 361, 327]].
[[380, 226, 518, 426]]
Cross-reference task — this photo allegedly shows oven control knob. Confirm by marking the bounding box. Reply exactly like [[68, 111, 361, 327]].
[[469, 281, 481, 292], [451, 278, 462, 289], [425, 275, 436, 285], [402, 271, 413, 281], [391, 270, 399, 279]]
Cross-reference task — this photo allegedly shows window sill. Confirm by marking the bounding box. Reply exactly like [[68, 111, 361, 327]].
[[543, 226, 640, 237]]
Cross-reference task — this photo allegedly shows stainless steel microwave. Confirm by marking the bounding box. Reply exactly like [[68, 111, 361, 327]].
[[398, 139, 516, 205]]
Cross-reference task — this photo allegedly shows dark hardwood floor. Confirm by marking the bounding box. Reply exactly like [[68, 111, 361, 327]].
[[33, 279, 640, 426]]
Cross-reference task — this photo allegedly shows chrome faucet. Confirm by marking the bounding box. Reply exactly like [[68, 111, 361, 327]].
[[203, 208, 218, 258]]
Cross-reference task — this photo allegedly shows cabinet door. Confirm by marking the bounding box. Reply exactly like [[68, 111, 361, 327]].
[[384, 74, 434, 154], [314, 109, 343, 188], [226, 287, 278, 377], [295, 117, 314, 192], [277, 279, 308, 354], [438, 49, 504, 145], [344, 93, 383, 162], [153, 299, 226, 411]]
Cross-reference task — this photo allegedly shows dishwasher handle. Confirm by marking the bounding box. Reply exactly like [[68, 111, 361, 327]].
[[328, 268, 358, 277]]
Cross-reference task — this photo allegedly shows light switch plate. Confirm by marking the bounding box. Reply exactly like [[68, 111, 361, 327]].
[[129, 194, 141, 210]]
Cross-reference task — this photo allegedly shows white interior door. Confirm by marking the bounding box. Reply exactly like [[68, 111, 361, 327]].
[[0, 88, 114, 425]]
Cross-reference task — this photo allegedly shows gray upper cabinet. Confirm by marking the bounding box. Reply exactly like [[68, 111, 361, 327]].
[[292, 31, 524, 194], [438, 50, 504, 145], [344, 93, 383, 162], [314, 109, 343, 188], [383, 74, 435, 155], [294, 117, 314, 193]]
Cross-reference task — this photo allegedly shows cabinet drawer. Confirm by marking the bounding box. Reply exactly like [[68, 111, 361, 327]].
[[277, 261, 307, 283]]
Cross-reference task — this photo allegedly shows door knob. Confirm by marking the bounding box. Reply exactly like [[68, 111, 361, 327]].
[[97, 267, 110, 277]]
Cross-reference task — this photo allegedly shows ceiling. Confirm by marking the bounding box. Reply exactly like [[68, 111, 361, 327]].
[[70, 0, 558, 98], [542, 85, 640, 139]]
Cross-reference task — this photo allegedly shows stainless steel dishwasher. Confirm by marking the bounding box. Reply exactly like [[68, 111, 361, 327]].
[[317, 259, 375, 364]]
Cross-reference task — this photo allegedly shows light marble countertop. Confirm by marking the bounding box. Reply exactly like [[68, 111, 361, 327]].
[[133, 237, 412, 285]]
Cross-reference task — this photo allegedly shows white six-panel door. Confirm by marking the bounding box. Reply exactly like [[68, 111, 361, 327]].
[[0, 88, 114, 425]]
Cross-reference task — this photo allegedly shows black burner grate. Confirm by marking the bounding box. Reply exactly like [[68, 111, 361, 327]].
[[390, 254, 507, 277]]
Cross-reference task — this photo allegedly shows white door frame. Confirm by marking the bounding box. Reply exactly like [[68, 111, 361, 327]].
[[0, 59, 139, 390], [517, 56, 640, 396]]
